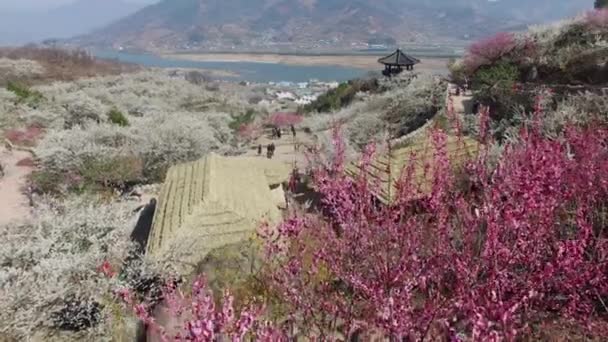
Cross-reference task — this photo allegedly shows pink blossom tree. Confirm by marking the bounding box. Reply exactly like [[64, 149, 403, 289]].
[[586, 8, 608, 29], [261, 108, 608, 340], [464, 32, 518, 73]]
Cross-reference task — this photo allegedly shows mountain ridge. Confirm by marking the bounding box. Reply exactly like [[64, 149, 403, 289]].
[[76, 0, 591, 52]]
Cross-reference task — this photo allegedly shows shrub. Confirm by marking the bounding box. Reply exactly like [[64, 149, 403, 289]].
[[303, 75, 444, 149], [60, 92, 106, 129], [35, 124, 124, 172], [184, 70, 208, 85], [447, 58, 467, 85], [469, 63, 533, 137], [34, 107, 235, 190], [131, 111, 233, 181], [472, 62, 519, 91], [78, 155, 143, 190], [347, 112, 386, 149], [107, 108, 129, 127], [228, 108, 256, 131], [382, 75, 446, 137], [0, 58, 45, 84]]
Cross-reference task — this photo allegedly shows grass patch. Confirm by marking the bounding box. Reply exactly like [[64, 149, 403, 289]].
[[107, 108, 129, 127], [6, 81, 44, 106], [79, 155, 144, 190], [302, 78, 380, 113], [31, 155, 145, 196], [29, 170, 65, 195], [228, 108, 256, 131]]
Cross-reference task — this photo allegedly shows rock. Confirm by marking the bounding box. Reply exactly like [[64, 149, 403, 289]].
[[526, 66, 539, 82], [4, 138, 13, 152], [51, 298, 102, 332], [128, 108, 145, 117]]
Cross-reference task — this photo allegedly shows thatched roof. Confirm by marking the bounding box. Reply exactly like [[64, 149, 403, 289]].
[[345, 136, 479, 204], [147, 153, 291, 274], [378, 49, 420, 66]]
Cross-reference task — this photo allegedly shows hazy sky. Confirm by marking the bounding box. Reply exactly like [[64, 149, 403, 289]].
[[0, 0, 158, 11]]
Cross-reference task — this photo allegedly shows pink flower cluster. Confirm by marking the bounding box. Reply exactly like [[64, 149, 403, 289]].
[[263, 110, 608, 339], [463, 32, 518, 73], [236, 123, 262, 141], [586, 9, 608, 29], [118, 277, 284, 341], [4, 123, 44, 147]]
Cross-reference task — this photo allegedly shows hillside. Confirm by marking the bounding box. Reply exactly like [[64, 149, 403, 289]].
[[1, 10, 608, 340], [76, 0, 591, 52]]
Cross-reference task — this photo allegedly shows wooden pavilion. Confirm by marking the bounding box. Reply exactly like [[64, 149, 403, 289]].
[[378, 49, 420, 76]]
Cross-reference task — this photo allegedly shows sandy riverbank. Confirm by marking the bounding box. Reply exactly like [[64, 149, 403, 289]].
[[163, 53, 450, 74], [164, 67, 240, 78]]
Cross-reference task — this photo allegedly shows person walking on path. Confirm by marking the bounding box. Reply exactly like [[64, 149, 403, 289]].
[[267, 143, 276, 159], [291, 125, 296, 138], [257, 144, 262, 156]]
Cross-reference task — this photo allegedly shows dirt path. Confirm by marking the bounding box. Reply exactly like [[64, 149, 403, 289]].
[[448, 83, 474, 114], [0, 146, 33, 226], [244, 128, 314, 169]]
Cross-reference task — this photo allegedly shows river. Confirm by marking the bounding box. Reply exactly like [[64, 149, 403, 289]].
[[93, 50, 368, 83]]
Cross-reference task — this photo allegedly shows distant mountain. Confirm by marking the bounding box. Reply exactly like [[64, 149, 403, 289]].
[[0, 0, 146, 46], [77, 0, 592, 52]]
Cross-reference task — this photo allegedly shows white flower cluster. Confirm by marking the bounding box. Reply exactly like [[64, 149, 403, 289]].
[[0, 196, 137, 340], [0, 58, 45, 80], [19, 70, 255, 182]]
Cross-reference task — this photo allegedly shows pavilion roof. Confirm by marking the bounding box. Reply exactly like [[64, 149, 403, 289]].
[[378, 49, 421, 66]]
